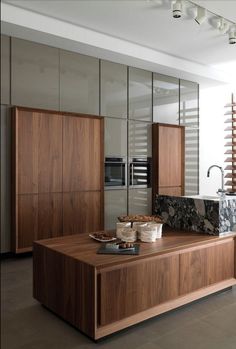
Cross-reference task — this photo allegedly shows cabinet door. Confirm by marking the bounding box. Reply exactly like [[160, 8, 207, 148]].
[[179, 241, 234, 295], [158, 187, 182, 196], [18, 195, 38, 250], [11, 38, 59, 109], [16, 110, 39, 194], [128, 188, 152, 215], [99, 255, 179, 325], [38, 193, 63, 239], [128, 120, 152, 158], [1, 35, 10, 104], [60, 50, 99, 114], [158, 125, 184, 187], [129, 67, 152, 122], [101, 60, 127, 118], [63, 116, 103, 192], [105, 118, 127, 157], [105, 189, 127, 229], [153, 73, 179, 125], [63, 192, 102, 235], [1, 105, 11, 253], [38, 113, 63, 193]]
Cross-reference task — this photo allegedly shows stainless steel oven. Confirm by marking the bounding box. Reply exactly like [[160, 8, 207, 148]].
[[105, 157, 127, 189], [129, 157, 151, 188]]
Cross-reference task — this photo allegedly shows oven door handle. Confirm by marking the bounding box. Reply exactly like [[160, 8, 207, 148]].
[[130, 163, 134, 187]]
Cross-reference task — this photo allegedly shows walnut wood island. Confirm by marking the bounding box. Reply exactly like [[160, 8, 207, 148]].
[[33, 229, 236, 340]]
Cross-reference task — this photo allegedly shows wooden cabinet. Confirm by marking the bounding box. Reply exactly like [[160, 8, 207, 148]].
[[99, 255, 179, 325], [180, 241, 234, 295], [12, 107, 104, 253], [33, 232, 236, 340], [152, 123, 185, 199], [63, 192, 103, 235], [63, 116, 102, 192]]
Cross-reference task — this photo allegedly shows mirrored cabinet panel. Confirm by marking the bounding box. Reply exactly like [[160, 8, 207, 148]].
[[185, 128, 199, 195], [11, 38, 59, 110], [105, 118, 127, 157], [1, 35, 10, 105], [105, 189, 127, 229], [128, 188, 152, 215], [153, 73, 179, 125], [180, 80, 199, 128], [128, 120, 152, 158], [129, 67, 152, 122], [60, 50, 99, 115], [101, 60, 127, 118]]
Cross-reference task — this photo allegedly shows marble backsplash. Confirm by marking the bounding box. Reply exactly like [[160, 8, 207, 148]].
[[155, 195, 236, 235]]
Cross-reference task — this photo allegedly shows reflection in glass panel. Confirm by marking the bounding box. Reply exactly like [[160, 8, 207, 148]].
[[185, 128, 199, 195], [129, 67, 152, 122], [180, 80, 199, 128], [128, 188, 152, 215], [101, 60, 127, 118], [153, 73, 179, 125], [128, 121, 152, 158]]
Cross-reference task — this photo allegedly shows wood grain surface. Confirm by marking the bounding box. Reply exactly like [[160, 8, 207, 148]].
[[99, 254, 179, 325]]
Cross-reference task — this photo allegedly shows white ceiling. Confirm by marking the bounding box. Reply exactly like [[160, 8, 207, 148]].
[[2, 0, 236, 67]]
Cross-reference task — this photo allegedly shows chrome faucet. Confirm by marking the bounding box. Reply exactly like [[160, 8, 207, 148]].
[[207, 165, 225, 194]]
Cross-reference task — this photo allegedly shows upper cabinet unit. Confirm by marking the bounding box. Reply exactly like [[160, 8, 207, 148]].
[[101, 60, 127, 118], [153, 73, 179, 125], [60, 50, 99, 115], [105, 118, 127, 157], [128, 120, 152, 158], [11, 38, 59, 110], [1, 35, 10, 105], [152, 123, 185, 198], [129, 67, 152, 122]]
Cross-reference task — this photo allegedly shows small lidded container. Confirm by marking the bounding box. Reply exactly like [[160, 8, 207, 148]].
[[133, 222, 148, 240], [139, 222, 163, 242], [119, 227, 137, 242], [116, 222, 131, 239]]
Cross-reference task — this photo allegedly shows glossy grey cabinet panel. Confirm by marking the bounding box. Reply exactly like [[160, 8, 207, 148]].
[[105, 189, 127, 229], [180, 80, 199, 128], [128, 121, 152, 158], [60, 50, 99, 114], [105, 118, 127, 157], [1, 105, 11, 252], [101, 60, 127, 118], [129, 67, 152, 122], [11, 38, 59, 109], [1, 35, 10, 105], [153, 73, 179, 125], [128, 188, 152, 215]]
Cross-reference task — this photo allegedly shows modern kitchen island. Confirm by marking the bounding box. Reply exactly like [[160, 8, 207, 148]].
[[33, 228, 236, 340]]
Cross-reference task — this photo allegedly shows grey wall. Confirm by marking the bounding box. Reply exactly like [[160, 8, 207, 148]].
[[0, 35, 199, 252]]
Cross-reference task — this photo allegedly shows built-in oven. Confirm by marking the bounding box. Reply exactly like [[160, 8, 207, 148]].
[[105, 157, 127, 189], [129, 157, 151, 188]]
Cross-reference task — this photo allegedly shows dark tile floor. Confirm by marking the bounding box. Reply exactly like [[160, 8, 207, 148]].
[[1, 256, 236, 349]]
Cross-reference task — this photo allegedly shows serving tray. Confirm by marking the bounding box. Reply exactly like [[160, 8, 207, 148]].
[[97, 244, 140, 255]]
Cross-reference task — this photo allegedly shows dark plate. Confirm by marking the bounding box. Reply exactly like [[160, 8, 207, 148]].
[[97, 244, 140, 255]]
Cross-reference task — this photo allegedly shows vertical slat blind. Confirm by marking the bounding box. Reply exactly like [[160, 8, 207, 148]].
[[224, 93, 236, 193]]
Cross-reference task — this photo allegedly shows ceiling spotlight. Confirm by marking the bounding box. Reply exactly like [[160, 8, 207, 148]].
[[172, 0, 182, 19], [195, 7, 207, 25], [219, 18, 230, 34], [229, 28, 236, 44]]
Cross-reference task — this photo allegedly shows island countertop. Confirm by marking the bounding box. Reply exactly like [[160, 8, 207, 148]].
[[34, 227, 236, 270], [33, 227, 236, 339]]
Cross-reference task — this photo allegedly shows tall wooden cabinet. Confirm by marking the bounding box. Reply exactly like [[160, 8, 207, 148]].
[[12, 107, 104, 253], [152, 123, 185, 201]]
